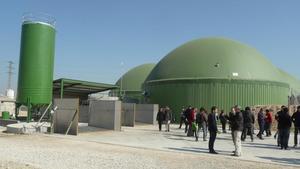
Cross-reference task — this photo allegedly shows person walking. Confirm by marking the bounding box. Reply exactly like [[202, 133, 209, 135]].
[[184, 106, 192, 133], [156, 108, 165, 131], [275, 106, 285, 147], [165, 107, 172, 132], [179, 107, 186, 129], [208, 106, 218, 154], [232, 105, 243, 157], [257, 108, 265, 140], [241, 107, 255, 142], [219, 110, 228, 133], [292, 105, 300, 148], [187, 107, 196, 137], [196, 107, 208, 141], [278, 107, 292, 150], [264, 109, 273, 137]]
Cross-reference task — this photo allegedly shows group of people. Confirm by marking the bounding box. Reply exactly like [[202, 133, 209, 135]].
[[274, 105, 300, 150], [156, 106, 173, 132], [156, 104, 300, 157]]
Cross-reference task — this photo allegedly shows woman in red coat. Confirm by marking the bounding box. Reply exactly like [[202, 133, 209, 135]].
[[265, 109, 273, 137], [187, 107, 196, 136]]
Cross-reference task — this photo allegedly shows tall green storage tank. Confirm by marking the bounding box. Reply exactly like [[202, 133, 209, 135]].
[[17, 14, 56, 106]]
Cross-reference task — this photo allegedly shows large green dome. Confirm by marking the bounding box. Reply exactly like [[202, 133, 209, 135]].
[[116, 63, 155, 91], [278, 68, 300, 93], [147, 37, 283, 82]]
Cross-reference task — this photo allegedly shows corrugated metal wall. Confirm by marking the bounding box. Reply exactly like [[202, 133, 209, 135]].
[[145, 79, 290, 121]]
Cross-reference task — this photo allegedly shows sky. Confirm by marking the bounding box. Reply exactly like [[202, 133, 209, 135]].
[[0, 0, 300, 94]]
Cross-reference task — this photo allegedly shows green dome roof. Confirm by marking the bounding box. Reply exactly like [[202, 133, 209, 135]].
[[116, 63, 155, 91], [147, 38, 283, 82], [278, 69, 300, 93]]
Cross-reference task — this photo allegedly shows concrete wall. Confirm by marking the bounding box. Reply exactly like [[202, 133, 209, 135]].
[[0, 102, 15, 116], [135, 104, 159, 124], [88, 100, 121, 131], [0, 119, 18, 127], [79, 105, 89, 123], [53, 98, 79, 135], [121, 103, 135, 127]]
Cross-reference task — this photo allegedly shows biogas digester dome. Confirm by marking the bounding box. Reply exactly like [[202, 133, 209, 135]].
[[112, 63, 155, 103], [144, 38, 291, 117]]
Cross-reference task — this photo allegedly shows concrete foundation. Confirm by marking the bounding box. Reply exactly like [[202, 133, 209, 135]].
[[135, 104, 159, 124], [6, 122, 49, 134], [53, 98, 79, 135], [121, 103, 135, 127], [88, 100, 121, 131], [0, 119, 18, 127]]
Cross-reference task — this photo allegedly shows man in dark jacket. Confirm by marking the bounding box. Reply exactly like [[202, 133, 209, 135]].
[[219, 110, 228, 133], [179, 107, 186, 129], [232, 105, 243, 157], [292, 105, 300, 148], [257, 108, 265, 140], [242, 107, 255, 142], [208, 106, 218, 154], [275, 105, 285, 147], [278, 107, 292, 150], [156, 108, 165, 131]]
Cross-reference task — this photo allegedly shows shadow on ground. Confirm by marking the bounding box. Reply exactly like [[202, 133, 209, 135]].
[[166, 147, 232, 155], [257, 156, 300, 166], [241, 142, 294, 151]]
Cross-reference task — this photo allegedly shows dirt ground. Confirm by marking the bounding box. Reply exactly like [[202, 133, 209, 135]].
[[0, 132, 299, 169]]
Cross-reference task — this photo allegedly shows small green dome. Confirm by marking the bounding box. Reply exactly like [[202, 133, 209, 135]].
[[116, 63, 155, 91], [147, 37, 283, 82]]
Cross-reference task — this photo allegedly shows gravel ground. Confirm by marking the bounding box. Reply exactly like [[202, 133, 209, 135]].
[[0, 133, 298, 169]]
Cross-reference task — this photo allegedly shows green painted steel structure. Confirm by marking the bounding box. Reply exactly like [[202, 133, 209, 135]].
[[144, 38, 293, 120], [146, 79, 289, 115], [17, 21, 55, 106], [112, 63, 155, 103]]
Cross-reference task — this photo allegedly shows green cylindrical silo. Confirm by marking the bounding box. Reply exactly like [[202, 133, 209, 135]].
[[17, 19, 56, 106]]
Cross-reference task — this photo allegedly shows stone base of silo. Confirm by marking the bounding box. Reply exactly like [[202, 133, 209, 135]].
[[6, 122, 50, 134]]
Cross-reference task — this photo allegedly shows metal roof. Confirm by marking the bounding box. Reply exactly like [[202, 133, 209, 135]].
[[53, 78, 119, 96]]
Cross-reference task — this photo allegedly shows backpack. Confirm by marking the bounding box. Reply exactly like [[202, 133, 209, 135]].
[[243, 111, 252, 124]]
